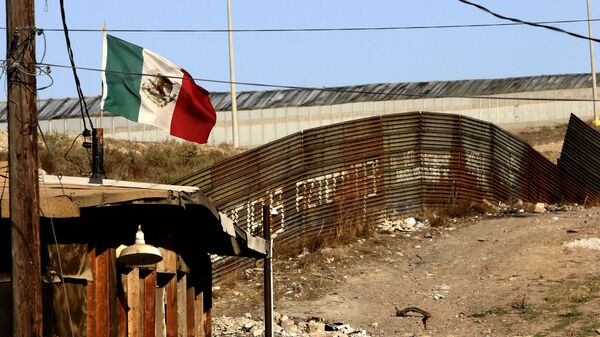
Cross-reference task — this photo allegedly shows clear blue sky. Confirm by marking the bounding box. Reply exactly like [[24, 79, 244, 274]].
[[2, 0, 600, 100]]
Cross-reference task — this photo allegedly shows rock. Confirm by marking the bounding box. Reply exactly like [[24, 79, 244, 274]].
[[280, 317, 296, 332], [404, 217, 417, 227], [482, 199, 501, 211], [433, 293, 448, 301], [309, 321, 325, 333], [252, 329, 264, 337], [534, 202, 546, 213], [244, 312, 252, 319], [243, 322, 255, 330]]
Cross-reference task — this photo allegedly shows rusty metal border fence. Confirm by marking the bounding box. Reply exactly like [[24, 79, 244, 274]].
[[176, 111, 592, 282], [558, 114, 600, 198]]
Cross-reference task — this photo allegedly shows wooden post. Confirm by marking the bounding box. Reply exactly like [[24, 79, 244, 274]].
[[95, 248, 111, 337], [143, 271, 156, 337], [166, 275, 177, 337], [87, 248, 97, 337], [6, 0, 42, 336]]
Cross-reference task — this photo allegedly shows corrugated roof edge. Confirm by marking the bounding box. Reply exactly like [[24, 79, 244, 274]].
[[0, 72, 594, 121], [40, 175, 199, 193]]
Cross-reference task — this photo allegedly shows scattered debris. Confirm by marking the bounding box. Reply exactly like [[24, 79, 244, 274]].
[[377, 217, 429, 233], [394, 306, 432, 330], [563, 237, 600, 251], [213, 314, 372, 337], [534, 202, 546, 213]]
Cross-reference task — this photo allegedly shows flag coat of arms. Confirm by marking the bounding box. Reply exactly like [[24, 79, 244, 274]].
[[101, 34, 216, 143]]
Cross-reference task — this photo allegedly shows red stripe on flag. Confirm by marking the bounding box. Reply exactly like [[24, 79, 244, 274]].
[[170, 69, 217, 143]]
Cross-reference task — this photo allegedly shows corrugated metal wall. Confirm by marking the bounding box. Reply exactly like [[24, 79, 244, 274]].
[[558, 114, 600, 197], [176, 111, 594, 282]]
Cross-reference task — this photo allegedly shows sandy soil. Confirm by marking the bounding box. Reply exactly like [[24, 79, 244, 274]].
[[215, 208, 600, 337]]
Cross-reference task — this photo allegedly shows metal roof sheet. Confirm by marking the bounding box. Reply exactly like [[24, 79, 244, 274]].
[[0, 162, 266, 257], [0, 73, 595, 121]]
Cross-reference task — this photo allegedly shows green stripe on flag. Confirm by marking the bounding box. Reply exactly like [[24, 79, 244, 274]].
[[103, 35, 144, 121]]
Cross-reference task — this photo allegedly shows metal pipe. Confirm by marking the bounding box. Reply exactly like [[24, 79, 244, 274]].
[[263, 205, 274, 337], [227, 0, 239, 147], [90, 128, 105, 184]]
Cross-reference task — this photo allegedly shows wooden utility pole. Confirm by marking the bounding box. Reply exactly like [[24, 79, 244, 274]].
[[6, 0, 43, 336]]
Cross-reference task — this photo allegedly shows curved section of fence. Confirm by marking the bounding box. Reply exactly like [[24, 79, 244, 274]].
[[176, 111, 592, 282], [558, 114, 600, 197]]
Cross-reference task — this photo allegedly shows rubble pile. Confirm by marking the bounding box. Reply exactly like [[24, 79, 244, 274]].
[[376, 202, 586, 235], [377, 217, 428, 234], [213, 313, 371, 337]]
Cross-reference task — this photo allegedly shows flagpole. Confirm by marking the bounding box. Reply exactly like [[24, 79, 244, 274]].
[[100, 22, 106, 128], [227, 0, 239, 147], [587, 0, 600, 126]]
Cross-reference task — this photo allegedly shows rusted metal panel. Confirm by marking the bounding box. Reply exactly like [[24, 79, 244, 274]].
[[174, 111, 592, 283], [558, 114, 600, 200]]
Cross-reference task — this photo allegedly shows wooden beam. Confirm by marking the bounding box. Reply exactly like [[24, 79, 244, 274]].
[[165, 275, 177, 337], [109, 249, 118, 337], [117, 272, 128, 337], [156, 249, 177, 274], [87, 248, 97, 337], [127, 268, 141, 337], [155, 286, 166, 337], [203, 310, 211, 337], [95, 248, 110, 337], [186, 286, 194, 337], [193, 291, 204, 337], [143, 271, 156, 337], [176, 274, 186, 337]]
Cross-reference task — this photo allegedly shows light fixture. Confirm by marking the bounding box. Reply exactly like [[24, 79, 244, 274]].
[[118, 225, 163, 266]]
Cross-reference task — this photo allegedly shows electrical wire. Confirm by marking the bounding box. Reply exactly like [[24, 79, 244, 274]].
[[36, 119, 75, 337], [39, 179, 76, 337], [24, 60, 600, 103], [58, 0, 94, 130], [1, 18, 599, 33], [458, 0, 600, 43]]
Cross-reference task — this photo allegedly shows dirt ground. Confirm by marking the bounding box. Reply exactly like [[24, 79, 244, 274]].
[[213, 123, 600, 337], [215, 208, 600, 337]]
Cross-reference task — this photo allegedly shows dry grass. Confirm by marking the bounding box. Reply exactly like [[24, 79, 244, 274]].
[[31, 133, 243, 183], [546, 284, 597, 304], [273, 213, 376, 263], [419, 201, 492, 227]]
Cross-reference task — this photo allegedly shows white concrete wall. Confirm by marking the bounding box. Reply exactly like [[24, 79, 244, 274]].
[[3, 87, 593, 147]]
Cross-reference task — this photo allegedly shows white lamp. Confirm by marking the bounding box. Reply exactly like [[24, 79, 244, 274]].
[[118, 225, 163, 266]]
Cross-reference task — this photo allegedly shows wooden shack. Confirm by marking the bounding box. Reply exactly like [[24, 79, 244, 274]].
[[0, 174, 266, 337]]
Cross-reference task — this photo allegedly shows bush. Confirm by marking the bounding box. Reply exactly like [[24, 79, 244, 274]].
[[24, 133, 242, 184]]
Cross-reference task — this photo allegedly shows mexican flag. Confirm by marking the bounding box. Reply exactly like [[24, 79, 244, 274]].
[[101, 34, 216, 143]]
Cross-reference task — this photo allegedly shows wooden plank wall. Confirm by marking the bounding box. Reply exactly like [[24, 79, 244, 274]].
[[85, 246, 211, 337]]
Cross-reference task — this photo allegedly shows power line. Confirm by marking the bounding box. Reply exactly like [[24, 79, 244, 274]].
[[7, 60, 600, 103], [459, 0, 600, 43], [59, 0, 94, 130], [1, 18, 599, 33]]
